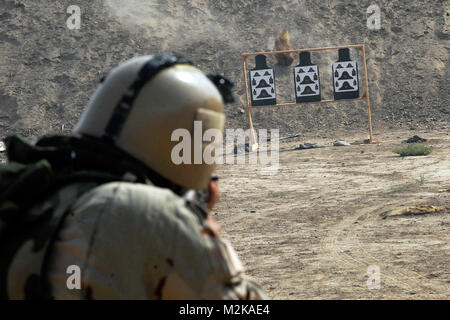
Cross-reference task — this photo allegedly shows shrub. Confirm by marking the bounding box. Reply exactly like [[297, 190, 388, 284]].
[[392, 144, 433, 157]]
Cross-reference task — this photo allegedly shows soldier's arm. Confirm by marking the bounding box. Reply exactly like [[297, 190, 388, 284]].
[[151, 197, 268, 300], [160, 231, 268, 300]]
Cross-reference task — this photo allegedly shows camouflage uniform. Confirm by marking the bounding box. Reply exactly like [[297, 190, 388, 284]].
[[7, 180, 266, 300]]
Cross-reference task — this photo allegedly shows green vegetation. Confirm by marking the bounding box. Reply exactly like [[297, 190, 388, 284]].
[[392, 144, 433, 157]]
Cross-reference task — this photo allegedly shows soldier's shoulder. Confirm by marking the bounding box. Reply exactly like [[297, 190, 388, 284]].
[[86, 181, 179, 201], [73, 181, 203, 224], [78, 181, 181, 208]]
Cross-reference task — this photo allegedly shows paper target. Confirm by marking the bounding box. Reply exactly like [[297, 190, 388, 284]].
[[293, 52, 321, 103], [250, 55, 276, 106], [332, 49, 359, 100]]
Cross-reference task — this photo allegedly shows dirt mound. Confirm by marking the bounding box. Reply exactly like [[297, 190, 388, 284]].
[[0, 0, 449, 141]]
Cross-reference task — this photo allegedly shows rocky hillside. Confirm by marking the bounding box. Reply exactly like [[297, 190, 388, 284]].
[[1, 0, 449, 142]]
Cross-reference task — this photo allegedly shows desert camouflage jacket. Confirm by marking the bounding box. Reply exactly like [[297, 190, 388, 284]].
[[8, 181, 267, 300]]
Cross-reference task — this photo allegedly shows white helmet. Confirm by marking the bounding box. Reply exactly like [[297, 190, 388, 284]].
[[74, 55, 229, 190]]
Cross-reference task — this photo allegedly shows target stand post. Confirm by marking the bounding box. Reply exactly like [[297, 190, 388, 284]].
[[242, 55, 259, 151]]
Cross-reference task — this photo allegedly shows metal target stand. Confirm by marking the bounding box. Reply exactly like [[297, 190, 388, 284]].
[[242, 44, 374, 150]]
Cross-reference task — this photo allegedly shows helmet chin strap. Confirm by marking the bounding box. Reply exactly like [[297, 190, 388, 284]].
[[102, 54, 191, 143]]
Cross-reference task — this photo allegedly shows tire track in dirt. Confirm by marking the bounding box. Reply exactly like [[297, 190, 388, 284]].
[[322, 200, 448, 298]]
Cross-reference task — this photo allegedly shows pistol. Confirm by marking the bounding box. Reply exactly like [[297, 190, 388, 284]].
[[184, 176, 219, 208]]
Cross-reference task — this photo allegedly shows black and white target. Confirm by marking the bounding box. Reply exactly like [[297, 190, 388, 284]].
[[332, 49, 359, 100], [249, 55, 276, 106], [293, 52, 321, 103]]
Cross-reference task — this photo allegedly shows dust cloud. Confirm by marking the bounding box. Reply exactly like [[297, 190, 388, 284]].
[[102, 0, 245, 52]]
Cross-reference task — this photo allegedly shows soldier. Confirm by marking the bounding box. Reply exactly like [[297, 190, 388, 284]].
[[3, 55, 267, 300]]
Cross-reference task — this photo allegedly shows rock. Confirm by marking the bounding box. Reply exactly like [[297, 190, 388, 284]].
[[333, 140, 350, 146], [0, 141, 5, 152], [402, 135, 427, 143], [296, 143, 325, 150]]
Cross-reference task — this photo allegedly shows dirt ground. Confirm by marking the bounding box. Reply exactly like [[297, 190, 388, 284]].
[[0, 128, 448, 300], [214, 128, 449, 299]]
